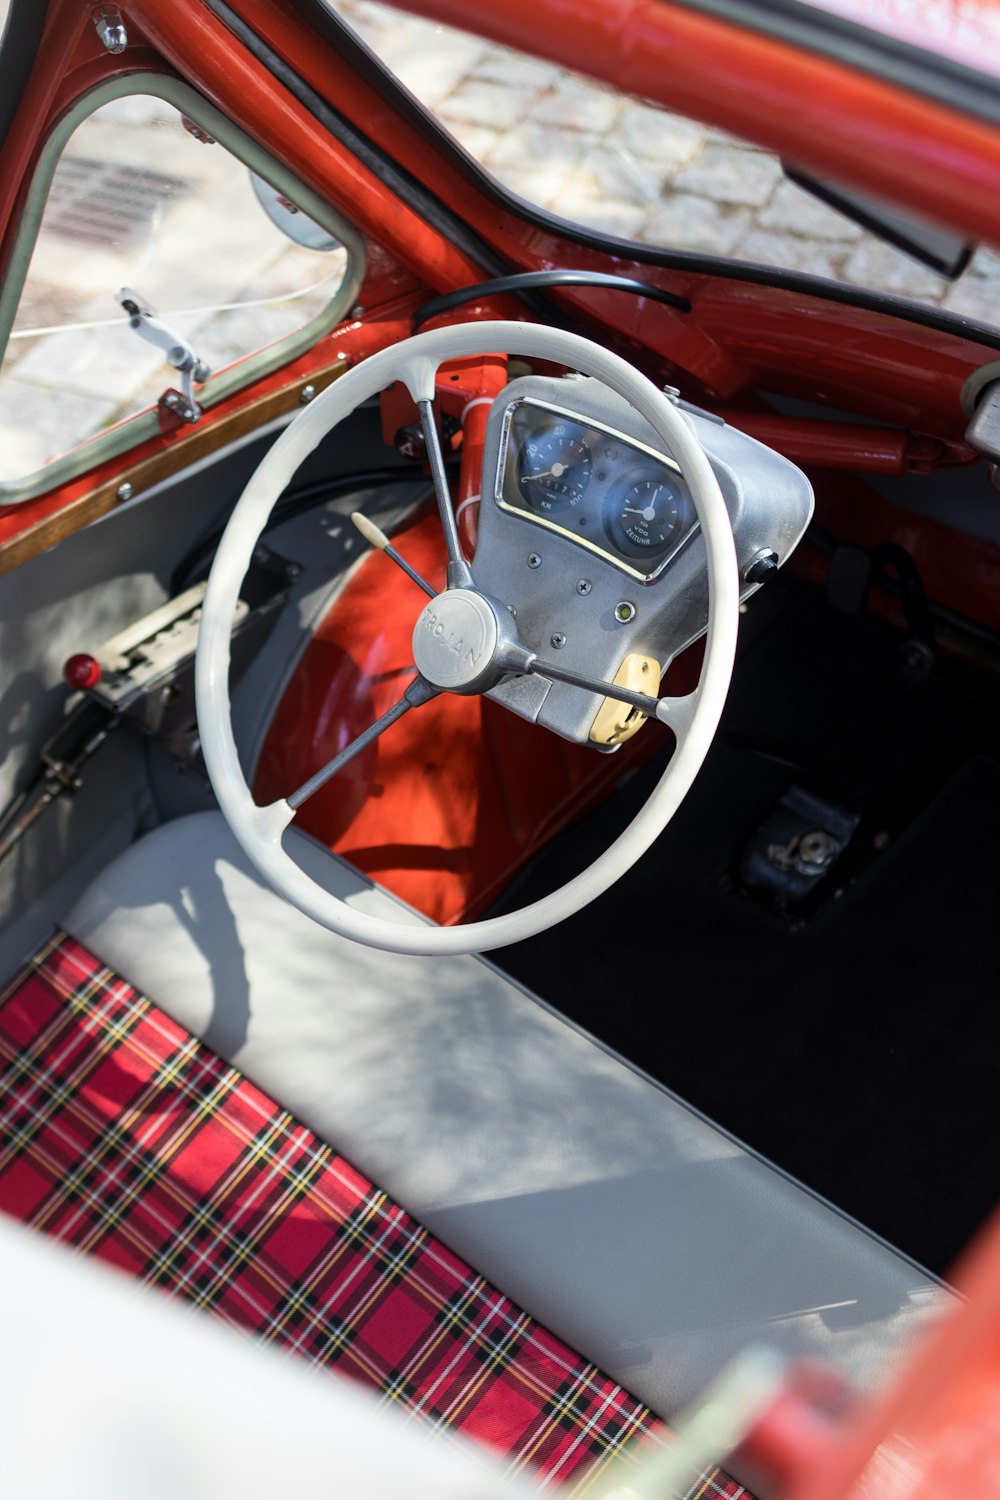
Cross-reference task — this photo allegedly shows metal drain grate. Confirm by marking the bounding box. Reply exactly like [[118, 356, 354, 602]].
[[43, 156, 190, 250]]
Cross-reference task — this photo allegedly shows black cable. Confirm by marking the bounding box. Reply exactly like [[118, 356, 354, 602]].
[[171, 467, 432, 593], [414, 271, 692, 329]]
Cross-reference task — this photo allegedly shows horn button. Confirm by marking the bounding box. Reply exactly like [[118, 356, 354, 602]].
[[412, 590, 506, 694]]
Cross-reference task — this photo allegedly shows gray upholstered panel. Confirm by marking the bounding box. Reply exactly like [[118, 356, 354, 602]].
[[65, 812, 949, 1431]]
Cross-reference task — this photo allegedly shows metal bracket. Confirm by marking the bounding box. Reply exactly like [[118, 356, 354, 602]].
[[119, 287, 211, 424], [964, 379, 1000, 490]]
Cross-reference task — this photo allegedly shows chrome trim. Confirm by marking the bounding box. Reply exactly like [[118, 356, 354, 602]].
[[493, 395, 701, 585]]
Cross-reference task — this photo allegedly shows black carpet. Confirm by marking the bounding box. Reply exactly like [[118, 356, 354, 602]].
[[492, 577, 1000, 1276]]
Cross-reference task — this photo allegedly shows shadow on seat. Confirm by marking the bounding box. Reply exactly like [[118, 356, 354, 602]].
[[55, 811, 949, 1467]]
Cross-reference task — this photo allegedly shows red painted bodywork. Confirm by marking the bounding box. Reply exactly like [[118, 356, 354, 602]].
[[5, 0, 1000, 1490], [733, 1204, 1000, 1500], [387, 0, 1000, 249], [0, 0, 997, 558]]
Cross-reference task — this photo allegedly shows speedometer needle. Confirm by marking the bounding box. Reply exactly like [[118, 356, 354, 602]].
[[524, 463, 567, 481]]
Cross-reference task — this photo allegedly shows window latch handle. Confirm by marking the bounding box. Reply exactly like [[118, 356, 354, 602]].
[[119, 286, 211, 422]]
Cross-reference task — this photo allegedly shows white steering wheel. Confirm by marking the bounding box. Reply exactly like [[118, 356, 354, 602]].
[[195, 322, 739, 956]]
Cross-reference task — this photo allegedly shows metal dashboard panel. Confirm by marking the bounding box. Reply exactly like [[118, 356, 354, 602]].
[[475, 375, 814, 746]]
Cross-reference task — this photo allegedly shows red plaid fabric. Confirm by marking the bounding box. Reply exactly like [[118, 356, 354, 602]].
[[0, 932, 750, 1498]]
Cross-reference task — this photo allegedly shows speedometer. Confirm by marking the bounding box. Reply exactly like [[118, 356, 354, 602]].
[[516, 420, 592, 514]]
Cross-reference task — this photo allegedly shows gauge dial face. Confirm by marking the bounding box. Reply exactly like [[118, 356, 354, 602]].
[[608, 477, 682, 557], [516, 421, 592, 513], [496, 399, 697, 582]]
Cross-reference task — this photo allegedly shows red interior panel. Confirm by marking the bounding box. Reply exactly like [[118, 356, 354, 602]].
[[253, 507, 685, 924]]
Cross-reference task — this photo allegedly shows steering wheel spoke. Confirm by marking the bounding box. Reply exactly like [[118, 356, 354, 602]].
[[286, 674, 440, 810], [523, 655, 660, 719], [416, 397, 474, 589], [653, 693, 698, 736], [521, 658, 697, 740]]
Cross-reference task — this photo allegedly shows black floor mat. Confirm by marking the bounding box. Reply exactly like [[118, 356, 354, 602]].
[[492, 579, 1000, 1276]]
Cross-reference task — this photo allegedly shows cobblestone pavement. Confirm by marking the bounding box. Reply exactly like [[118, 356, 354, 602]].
[[335, 0, 1000, 320], [2, 0, 999, 487]]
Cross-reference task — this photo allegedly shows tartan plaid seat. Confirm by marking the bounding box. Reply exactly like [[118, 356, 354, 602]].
[[0, 930, 750, 1499]]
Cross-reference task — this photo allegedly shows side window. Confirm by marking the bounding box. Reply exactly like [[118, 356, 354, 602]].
[[0, 86, 362, 496]]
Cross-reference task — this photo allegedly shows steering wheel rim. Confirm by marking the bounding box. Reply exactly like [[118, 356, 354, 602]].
[[195, 321, 740, 956]]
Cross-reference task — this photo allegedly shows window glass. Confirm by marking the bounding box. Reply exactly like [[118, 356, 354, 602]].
[[328, 0, 999, 325], [0, 93, 352, 485]]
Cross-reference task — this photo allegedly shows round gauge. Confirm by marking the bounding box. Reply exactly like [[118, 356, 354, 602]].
[[607, 475, 683, 559], [516, 422, 592, 514]]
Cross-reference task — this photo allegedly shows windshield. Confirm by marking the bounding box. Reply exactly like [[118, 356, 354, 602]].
[[767, 0, 1000, 81], [328, 0, 999, 326]]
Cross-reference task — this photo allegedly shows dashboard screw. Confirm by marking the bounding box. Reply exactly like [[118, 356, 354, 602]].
[[576, 578, 592, 595], [116, 482, 133, 502], [550, 632, 566, 649], [300, 384, 317, 404], [615, 601, 637, 624], [527, 553, 542, 569]]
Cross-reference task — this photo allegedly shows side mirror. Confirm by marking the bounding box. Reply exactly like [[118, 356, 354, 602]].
[[249, 171, 342, 252]]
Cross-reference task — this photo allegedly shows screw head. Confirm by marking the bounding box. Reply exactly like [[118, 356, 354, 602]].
[[527, 553, 542, 569], [576, 578, 592, 595], [614, 601, 637, 624], [299, 384, 317, 405], [550, 632, 566, 649], [116, 482, 133, 502]]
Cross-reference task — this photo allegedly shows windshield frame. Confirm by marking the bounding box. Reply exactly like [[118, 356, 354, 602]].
[[299, 0, 1000, 354]]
